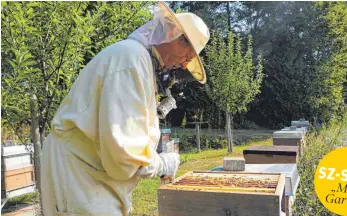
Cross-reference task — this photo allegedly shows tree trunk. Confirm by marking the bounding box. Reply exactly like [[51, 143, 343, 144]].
[[218, 109, 221, 130], [226, 2, 232, 32], [225, 108, 233, 153], [40, 127, 46, 149], [196, 123, 201, 153], [30, 94, 43, 215], [208, 115, 212, 134]]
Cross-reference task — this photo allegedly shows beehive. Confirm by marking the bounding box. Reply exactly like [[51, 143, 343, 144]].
[[291, 120, 310, 129], [158, 171, 286, 216], [1, 145, 35, 198], [243, 146, 299, 164], [173, 138, 180, 153]]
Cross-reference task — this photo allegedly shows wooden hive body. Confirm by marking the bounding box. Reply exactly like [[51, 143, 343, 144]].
[[243, 146, 299, 164], [1, 145, 35, 198], [158, 171, 286, 216]]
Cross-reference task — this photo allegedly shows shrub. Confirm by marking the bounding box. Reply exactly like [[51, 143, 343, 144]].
[[293, 113, 347, 215], [174, 133, 255, 152]]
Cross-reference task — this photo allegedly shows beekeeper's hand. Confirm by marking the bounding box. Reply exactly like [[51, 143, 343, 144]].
[[158, 152, 180, 177], [135, 152, 180, 179]]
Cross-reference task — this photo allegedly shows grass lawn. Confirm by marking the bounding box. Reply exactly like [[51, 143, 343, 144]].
[[131, 138, 273, 216]]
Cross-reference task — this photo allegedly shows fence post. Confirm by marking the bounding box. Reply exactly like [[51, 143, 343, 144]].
[[196, 123, 201, 153]]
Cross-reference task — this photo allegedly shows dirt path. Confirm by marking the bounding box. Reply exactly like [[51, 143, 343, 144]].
[[2, 204, 36, 216]]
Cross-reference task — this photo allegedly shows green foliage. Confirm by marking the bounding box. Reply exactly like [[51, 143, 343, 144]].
[[1, 2, 152, 140], [205, 31, 264, 115], [312, 2, 347, 121], [181, 112, 187, 128], [162, 2, 346, 129], [294, 112, 347, 216], [204, 30, 263, 151], [175, 133, 227, 152], [174, 132, 272, 152], [235, 2, 334, 128]]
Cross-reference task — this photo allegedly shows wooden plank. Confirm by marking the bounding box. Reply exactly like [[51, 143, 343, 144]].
[[189, 171, 280, 180], [244, 154, 298, 164], [285, 196, 290, 216], [173, 171, 194, 183], [158, 189, 280, 216], [3, 166, 33, 177], [244, 146, 299, 155], [273, 138, 302, 146], [4, 171, 34, 191], [275, 174, 286, 196], [244, 146, 299, 164], [192, 170, 281, 176], [191, 170, 281, 177], [165, 184, 276, 193]]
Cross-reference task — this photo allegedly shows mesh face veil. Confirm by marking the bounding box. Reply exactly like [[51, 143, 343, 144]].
[[127, 3, 186, 119], [128, 3, 184, 49], [127, 3, 209, 119]]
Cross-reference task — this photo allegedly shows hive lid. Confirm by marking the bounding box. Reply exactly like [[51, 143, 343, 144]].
[[291, 120, 310, 127], [1, 145, 34, 157], [280, 127, 307, 134], [243, 146, 299, 156], [273, 130, 304, 138]]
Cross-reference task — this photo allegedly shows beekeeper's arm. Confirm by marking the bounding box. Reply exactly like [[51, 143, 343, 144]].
[[98, 52, 179, 181]]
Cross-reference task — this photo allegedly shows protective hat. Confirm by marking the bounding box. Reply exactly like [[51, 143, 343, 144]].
[[159, 2, 209, 84], [128, 2, 210, 84]]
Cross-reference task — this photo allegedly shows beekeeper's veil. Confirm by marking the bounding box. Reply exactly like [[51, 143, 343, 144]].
[[128, 2, 210, 84]]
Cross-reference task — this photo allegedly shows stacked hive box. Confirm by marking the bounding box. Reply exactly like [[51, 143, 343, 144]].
[[156, 129, 179, 154], [239, 119, 310, 216], [291, 120, 310, 130], [1, 145, 36, 199], [243, 146, 299, 164], [172, 138, 180, 153], [273, 130, 305, 156]]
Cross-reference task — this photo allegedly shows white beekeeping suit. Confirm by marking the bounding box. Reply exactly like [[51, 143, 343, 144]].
[[41, 2, 209, 216]]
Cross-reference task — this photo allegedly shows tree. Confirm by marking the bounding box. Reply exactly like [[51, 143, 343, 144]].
[[312, 2, 347, 121], [1, 1, 151, 213], [205, 31, 264, 152], [234, 2, 333, 128]]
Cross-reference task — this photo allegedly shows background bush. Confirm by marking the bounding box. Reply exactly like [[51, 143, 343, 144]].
[[174, 132, 272, 152], [293, 112, 347, 216]]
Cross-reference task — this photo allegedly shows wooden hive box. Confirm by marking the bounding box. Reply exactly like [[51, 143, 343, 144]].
[[291, 120, 310, 130], [272, 130, 305, 155], [173, 138, 180, 153], [158, 171, 286, 216], [157, 129, 172, 153], [1, 145, 35, 198], [243, 146, 299, 164], [1, 165, 35, 191]]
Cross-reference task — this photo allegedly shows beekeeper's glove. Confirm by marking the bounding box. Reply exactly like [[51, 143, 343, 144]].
[[136, 152, 180, 178], [158, 152, 180, 177]]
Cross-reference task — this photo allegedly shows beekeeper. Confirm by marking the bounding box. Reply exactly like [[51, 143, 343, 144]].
[[41, 2, 210, 215]]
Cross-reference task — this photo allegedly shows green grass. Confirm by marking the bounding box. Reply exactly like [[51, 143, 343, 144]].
[[131, 138, 273, 216], [4, 192, 38, 207]]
